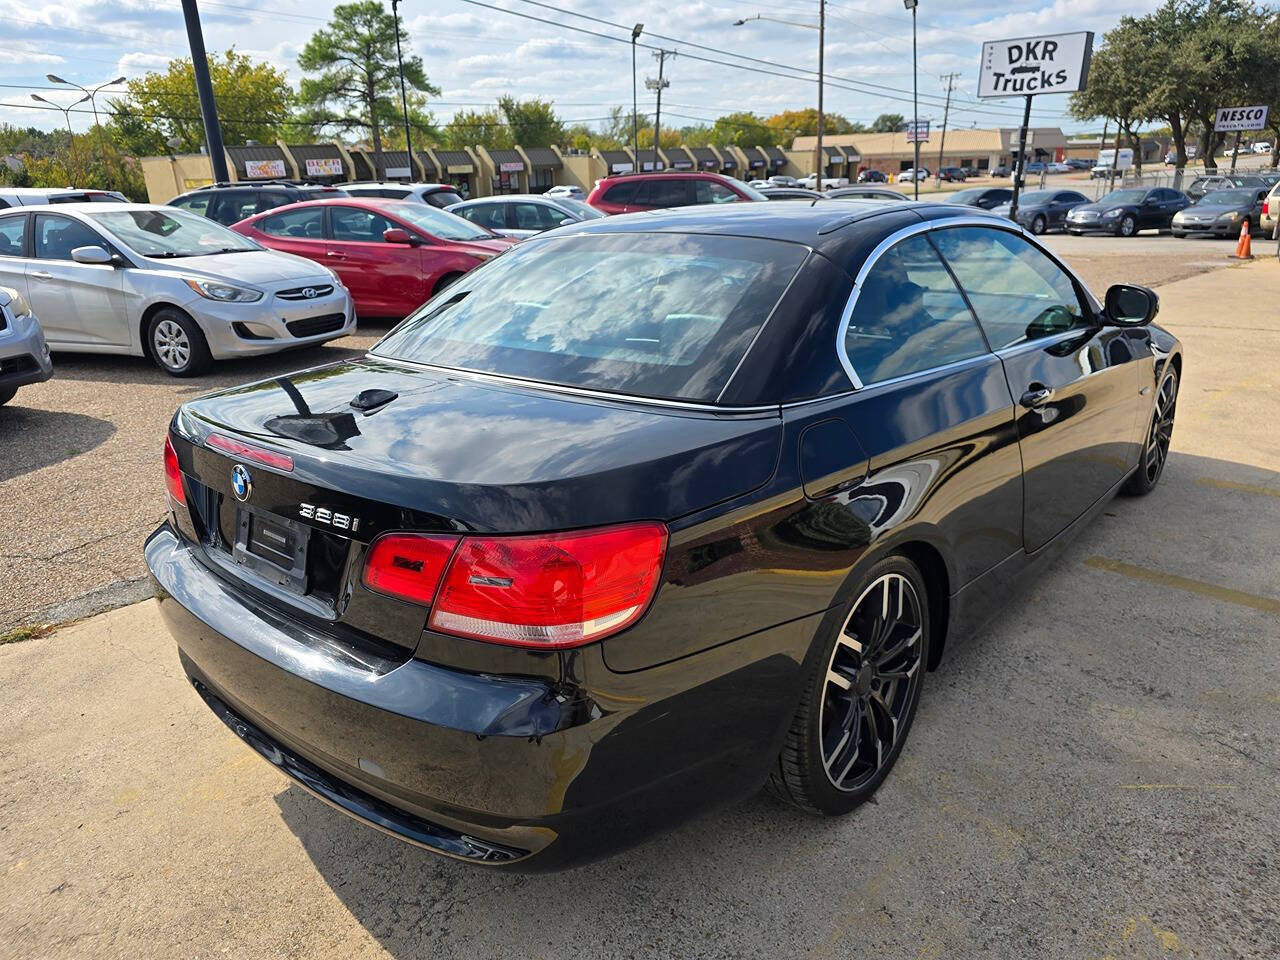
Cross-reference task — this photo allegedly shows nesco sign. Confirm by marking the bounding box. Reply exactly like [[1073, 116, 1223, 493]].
[[978, 32, 1094, 98], [1214, 106, 1269, 132]]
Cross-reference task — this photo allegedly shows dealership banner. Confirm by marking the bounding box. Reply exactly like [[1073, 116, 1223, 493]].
[[244, 159, 286, 179], [305, 157, 344, 177], [978, 31, 1093, 98], [1214, 106, 1269, 132]]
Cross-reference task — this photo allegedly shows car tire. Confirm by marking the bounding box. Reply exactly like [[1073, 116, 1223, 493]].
[[433, 272, 465, 296], [1118, 215, 1137, 237], [147, 308, 212, 377], [768, 554, 930, 815], [0, 385, 16, 407], [1123, 365, 1178, 496], [1030, 214, 1047, 235]]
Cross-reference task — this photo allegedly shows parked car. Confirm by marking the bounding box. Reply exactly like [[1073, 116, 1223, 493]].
[[896, 168, 929, 183], [992, 189, 1089, 234], [0, 283, 52, 405], [800, 175, 850, 190], [1261, 180, 1280, 234], [1065, 158, 1094, 171], [1171, 187, 1267, 237], [147, 200, 1182, 871], [1047, 162, 1072, 174], [857, 169, 888, 183], [447, 194, 605, 238], [961, 166, 983, 178], [341, 182, 466, 208], [937, 167, 967, 182], [767, 175, 802, 187], [586, 172, 765, 214], [990, 165, 1011, 178], [170, 181, 348, 226], [758, 187, 825, 201], [1065, 187, 1190, 236], [543, 184, 586, 200], [748, 180, 772, 189], [1090, 163, 1115, 180], [1252, 141, 1272, 154], [0, 187, 127, 208], [1015, 162, 1047, 178], [232, 198, 514, 319], [825, 186, 909, 201], [0, 203, 354, 376], [1185, 174, 1267, 202], [943, 186, 1013, 210]]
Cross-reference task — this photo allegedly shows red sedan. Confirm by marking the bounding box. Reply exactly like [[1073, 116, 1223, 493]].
[[231, 198, 514, 319]]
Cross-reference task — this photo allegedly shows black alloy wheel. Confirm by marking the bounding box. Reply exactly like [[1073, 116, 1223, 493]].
[[1030, 214, 1047, 235], [769, 556, 929, 814], [1124, 366, 1178, 496]]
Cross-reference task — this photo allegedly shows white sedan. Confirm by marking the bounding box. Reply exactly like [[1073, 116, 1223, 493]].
[[896, 168, 929, 183]]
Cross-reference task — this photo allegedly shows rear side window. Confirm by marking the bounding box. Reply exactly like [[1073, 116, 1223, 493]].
[[931, 227, 1090, 350], [256, 191, 294, 213], [380, 188, 411, 199], [373, 232, 808, 402], [425, 190, 463, 208], [843, 234, 988, 385], [209, 191, 258, 225], [646, 180, 691, 208], [455, 203, 506, 230], [513, 202, 570, 230], [694, 180, 739, 204], [0, 216, 25, 256], [170, 194, 212, 217], [260, 207, 326, 238], [602, 181, 639, 205]]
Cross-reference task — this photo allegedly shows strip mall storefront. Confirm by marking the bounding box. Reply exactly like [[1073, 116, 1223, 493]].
[[433, 149, 476, 198], [522, 147, 562, 192], [287, 143, 349, 184]]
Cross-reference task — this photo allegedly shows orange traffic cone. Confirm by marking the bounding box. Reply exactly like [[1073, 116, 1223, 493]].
[[1231, 219, 1253, 260]]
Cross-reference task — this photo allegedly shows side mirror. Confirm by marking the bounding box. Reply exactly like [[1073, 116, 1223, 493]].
[[1105, 283, 1159, 326], [382, 228, 414, 245], [71, 245, 112, 265]]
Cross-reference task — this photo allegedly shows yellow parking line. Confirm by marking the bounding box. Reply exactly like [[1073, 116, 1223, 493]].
[[1197, 476, 1280, 498], [1083, 556, 1280, 614]]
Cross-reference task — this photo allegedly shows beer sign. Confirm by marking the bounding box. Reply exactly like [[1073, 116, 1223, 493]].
[[978, 31, 1094, 98]]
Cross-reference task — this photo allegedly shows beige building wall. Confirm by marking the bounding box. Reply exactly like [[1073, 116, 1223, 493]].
[[558, 153, 604, 190], [140, 154, 215, 203]]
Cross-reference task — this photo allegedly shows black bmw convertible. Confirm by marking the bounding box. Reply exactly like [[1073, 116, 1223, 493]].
[[146, 200, 1182, 870]]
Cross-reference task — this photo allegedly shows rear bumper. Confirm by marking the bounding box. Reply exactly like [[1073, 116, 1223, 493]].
[[145, 524, 809, 869]]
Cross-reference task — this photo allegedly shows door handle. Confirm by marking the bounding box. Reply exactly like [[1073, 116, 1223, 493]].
[[326, 251, 347, 260], [30, 271, 53, 280], [1020, 385, 1055, 408]]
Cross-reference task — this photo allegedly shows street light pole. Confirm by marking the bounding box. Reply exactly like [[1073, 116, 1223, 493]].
[[632, 24, 644, 170], [179, 0, 229, 183], [47, 75, 125, 188], [734, 11, 823, 185], [904, 0, 919, 200], [390, 0, 413, 178], [31, 93, 89, 184]]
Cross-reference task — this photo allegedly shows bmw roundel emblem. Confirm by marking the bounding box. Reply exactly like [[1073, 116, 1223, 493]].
[[231, 464, 252, 502]]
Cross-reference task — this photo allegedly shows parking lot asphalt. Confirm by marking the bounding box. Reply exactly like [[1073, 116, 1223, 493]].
[[2, 246, 1277, 958], [0, 231, 1252, 634]]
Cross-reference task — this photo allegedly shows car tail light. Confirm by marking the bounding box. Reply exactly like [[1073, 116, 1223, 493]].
[[207, 433, 294, 471], [164, 436, 186, 506], [1264, 199, 1270, 215], [363, 533, 460, 605], [374, 523, 665, 649]]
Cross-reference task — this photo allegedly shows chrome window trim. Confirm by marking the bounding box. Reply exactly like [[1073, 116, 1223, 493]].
[[833, 214, 1101, 391], [365, 354, 781, 416]]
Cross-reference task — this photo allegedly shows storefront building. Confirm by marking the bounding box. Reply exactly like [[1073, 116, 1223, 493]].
[[415, 151, 442, 184], [519, 147, 563, 193], [430, 149, 478, 198], [225, 143, 293, 182], [596, 149, 635, 175], [479, 147, 527, 194], [737, 146, 769, 179], [664, 146, 694, 171], [687, 147, 720, 173]]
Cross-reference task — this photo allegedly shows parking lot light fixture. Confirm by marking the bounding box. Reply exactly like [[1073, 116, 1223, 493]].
[[45, 75, 127, 189], [904, 0, 919, 199], [632, 24, 644, 169], [31, 92, 90, 184]]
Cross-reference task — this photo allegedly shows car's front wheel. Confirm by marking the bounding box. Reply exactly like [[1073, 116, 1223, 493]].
[[769, 555, 929, 814], [1030, 214, 1047, 235], [1123, 365, 1178, 496], [1117, 214, 1138, 237], [148, 308, 212, 377]]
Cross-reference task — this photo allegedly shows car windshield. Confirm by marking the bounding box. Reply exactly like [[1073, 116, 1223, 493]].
[[1200, 189, 1256, 206], [1017, 191, 1055, 204], [372, 232, 808, 402], [733, 181, 769, 202], [1101, 190, 1147, 204], [555, 198, 605, 220], [389, 203, 493, 241], [946, 189, 988, 204], [89, 209, 258, 258]]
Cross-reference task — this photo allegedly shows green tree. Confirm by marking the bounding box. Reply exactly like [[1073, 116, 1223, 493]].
[[497, 97, 563, 147], [444, 109, 511, 150], [871, 113, 906, 133], [678, 123, 714, 147], [765, 109, 859, 143], [298, 1, 440, 177], [108, 49, 294, 156], [709, 111, 770, 146], [1070, 20, 1151, 177]]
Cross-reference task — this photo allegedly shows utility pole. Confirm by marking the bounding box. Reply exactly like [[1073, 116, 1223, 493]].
[[390, 0, 413, 178], [816, 0, 825, 189], [646, 51, 673, 171], [179, 0, 228, 183], [934, 72, 958, 188], [904, 0, 920, 199], [1009, 94, 1032, 221]]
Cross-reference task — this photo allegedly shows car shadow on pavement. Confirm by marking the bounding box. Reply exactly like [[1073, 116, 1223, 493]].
[[0, 406, 115, 481]]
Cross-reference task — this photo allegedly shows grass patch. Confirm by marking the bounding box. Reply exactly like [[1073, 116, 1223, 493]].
[[0, 624, 52, 645]]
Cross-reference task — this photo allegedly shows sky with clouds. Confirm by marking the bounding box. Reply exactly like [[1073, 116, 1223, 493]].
[[0, 0, 1161, 140]]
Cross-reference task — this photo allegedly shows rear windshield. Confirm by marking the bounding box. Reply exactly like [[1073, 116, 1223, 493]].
[[372, 232, 808, 402]]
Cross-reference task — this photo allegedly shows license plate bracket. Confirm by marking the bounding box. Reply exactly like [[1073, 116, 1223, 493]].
[[232, 507, 309, 594]]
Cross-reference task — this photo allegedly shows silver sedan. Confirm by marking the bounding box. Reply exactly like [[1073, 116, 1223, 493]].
[[0, 203, 355, 376], [0, 284, 52, 406], [447, 194, 604, 239]]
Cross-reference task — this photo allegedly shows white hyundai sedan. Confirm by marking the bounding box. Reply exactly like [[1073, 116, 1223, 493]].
[[0, 203, 354, 376]]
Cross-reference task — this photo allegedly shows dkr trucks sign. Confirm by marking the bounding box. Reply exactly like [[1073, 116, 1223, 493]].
[[978, 32, 1094, 98]]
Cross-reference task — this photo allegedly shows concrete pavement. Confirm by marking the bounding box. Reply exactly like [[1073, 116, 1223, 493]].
[[2, 256, 1278, 959]]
